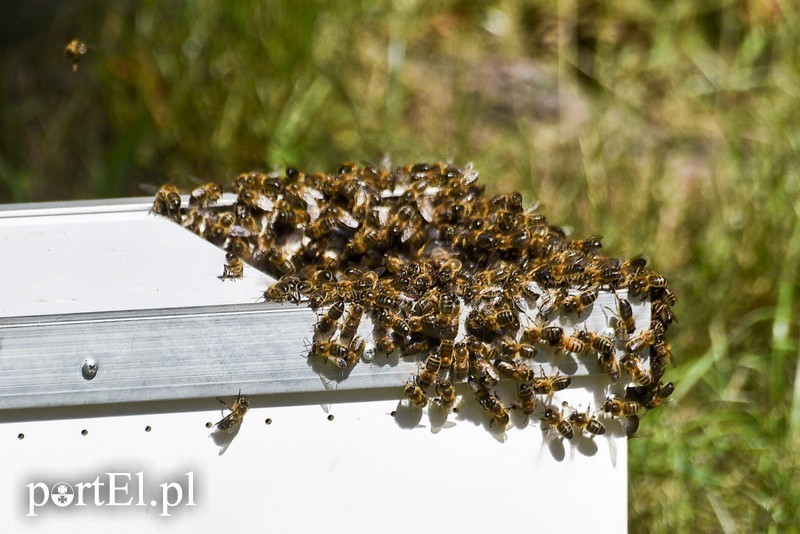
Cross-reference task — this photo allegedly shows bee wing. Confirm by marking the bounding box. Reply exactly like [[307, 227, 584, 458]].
[[511, 294, 528, 313], [337, 210, 360, 229], [461, 163, 479, 185], [214, 412, 235, 428], [255, 195, 275, 212], [376, 207, 391, 226], [415, 195, 435, 223], [301, 191, 322, 222], [139, 183, 160, 195], [227, 225, 252, 237], [400, 225, 415, 243]]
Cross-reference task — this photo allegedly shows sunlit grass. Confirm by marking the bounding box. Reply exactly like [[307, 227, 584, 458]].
[[2, 1, 800, 530]]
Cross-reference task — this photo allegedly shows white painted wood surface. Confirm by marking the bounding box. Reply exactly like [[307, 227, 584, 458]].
[[0, 199, 628, 532]]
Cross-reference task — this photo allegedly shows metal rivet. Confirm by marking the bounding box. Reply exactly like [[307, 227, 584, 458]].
[[81, 358, 98, 380]]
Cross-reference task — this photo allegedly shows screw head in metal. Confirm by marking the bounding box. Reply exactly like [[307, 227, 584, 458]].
[[81, 358, 98, 380]]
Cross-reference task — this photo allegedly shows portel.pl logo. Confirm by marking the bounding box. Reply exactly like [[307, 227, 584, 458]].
[[26, 472, 196, 517]]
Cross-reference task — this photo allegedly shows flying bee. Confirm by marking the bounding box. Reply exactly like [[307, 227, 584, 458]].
[[189, 182, 223, 207], [340, 304, 364, 340], [621, 354, 654, 387], [215, 389, 250, 433], [315, 301, 345, 336], [417, 353, 442, 389], [64, 38, 89, 72], [511, 382, 537, 416], [310, 340, 348, 368], [150, 184, 182, 221], [562, 288, 598, 315], [602, 395, 641, 417], [565, 404, 606, 436], [221, 252, 244, 280], [434, 378, 457, 408], [404, 377, 429, 408], [532, 367, 571, 395], [541, 406, 574, 440]]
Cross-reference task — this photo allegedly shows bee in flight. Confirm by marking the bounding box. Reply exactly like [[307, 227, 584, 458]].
[[65, 38, 89, 72], [215, 389, 250, 433]]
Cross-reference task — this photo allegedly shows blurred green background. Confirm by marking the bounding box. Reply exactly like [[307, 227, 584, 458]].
[[2, 0, 799, 530]]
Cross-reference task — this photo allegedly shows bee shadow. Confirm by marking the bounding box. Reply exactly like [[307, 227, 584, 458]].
[[545, 435, 567, 462], [209, 424, 241, 455], [427, 402, 457, 434], [392, 400, 425, 429], [574, 435, 599, 457]]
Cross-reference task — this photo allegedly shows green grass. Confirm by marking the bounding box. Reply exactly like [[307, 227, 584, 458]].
[[2, 1, 800, 530]]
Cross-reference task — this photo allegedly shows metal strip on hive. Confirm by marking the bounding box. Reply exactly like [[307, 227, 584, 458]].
[[0, 293, 648, 410]]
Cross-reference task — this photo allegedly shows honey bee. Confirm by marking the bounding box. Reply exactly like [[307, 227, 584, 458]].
[[469, 355, 501, 387], [340, 304, 364, 340], [629, 272, 668, 299], [434, 378, 457, 408], [438, 337, 455, 368], [315, 301, 345, 336], [493, 356, 535, 382], [565, 404, 606, 436], [215, 390, 250, 433], [562, 288, 598, 315], [190, 183, 223, 207], [511, 382, 537, 415], [437, 258, 462, 284], [266, 247, 296, 276], [532, 368, 571, 395], [468, 376, 509, 427], [438, 291, 460, 316], [498, 338, 537, 359], [344, 336, 366, 367], [558, 333, 587, 354], [541, 406, 574, 440], [621, 354, 654, 387], [576, 329, 615, 355], [612, 293, 636, 338], [221, 252, 244, 280], [453, 342, 470, 379], [310, 340, 348, 368], [374, 333, 396, 355], [150, 184, 182, 221], [597, 351, 621, 382], [404, 377, 429, 408], [625, 327, 661, 354], [602, 395, 641, 417], [64, 39, 89, 72], [417, 353, 442, 389]]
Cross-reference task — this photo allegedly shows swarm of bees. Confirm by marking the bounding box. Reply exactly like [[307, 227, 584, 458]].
[[151, 162, 677, 440]]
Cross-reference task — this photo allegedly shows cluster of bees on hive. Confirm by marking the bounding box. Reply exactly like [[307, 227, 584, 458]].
[[151, 161, 676, 440]]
